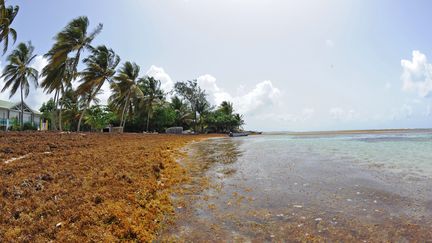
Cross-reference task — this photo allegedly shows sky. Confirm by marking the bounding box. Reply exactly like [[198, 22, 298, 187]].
[[1, 0, 432, 131]]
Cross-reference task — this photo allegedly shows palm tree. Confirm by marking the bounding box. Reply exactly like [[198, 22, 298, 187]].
[[44, 16, 102, 77], [170, 96, 192, 127], [76, 45, 120, 131], [139, 76, 163, 132], [41, 16, 102, 131], [0, 2, 18, 54], [1, 42, 39, 128], [219, 101, 234, 115], [61, 86, 80, 130], [41, 58, 74, 130], [109, 61, 143, 129], [195, 92, 211, 132]]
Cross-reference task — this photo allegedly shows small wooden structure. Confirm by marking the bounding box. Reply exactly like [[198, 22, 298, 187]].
[[111, 126, 124, 133], [166, 127, 183, 134]]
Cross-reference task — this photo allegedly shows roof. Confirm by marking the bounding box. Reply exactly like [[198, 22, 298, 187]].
[[0, 99, 42, 115], [0, 100, 15, 109]]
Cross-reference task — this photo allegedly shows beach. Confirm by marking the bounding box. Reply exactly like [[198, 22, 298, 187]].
[[160, 131, 432, 242], [0, 132, 213, 242], [1, 131, 431, 242]]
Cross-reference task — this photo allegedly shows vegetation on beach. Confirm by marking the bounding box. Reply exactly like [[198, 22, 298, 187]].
[[0, 1, 245, 133], [0, 133, 215, 241]]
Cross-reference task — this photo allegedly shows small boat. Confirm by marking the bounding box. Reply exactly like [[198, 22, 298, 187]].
[[229, 132, 249, 137]]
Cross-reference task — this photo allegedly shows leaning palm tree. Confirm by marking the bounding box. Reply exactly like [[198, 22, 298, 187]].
[[139, 76, 164, 132], [42, 16, 102, 131], [109, 61, 143, 128], [44, 16, 102, 77], [0, 3, 19, 54], [1, 42, 39, 128], [41, 58, 74, 131], [76, 45, 120, 132]]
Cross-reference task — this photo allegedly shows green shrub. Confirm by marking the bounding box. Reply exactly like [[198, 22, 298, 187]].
[[9, 118, 21, 131], [23, 122, 37, 131]]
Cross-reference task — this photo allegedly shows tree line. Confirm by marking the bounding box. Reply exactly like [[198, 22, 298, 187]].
[[0, 1, 244, 133]]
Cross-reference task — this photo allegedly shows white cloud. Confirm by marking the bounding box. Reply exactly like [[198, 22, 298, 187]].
[[197, 74, 281, 115], [145, 65, 174, 94], [401, 50, 432, 97], [197, 74, 232, 105], [329, 107, 357, 121], [234, 80, 281, 115]]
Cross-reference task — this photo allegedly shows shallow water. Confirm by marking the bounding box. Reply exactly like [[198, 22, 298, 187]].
[[160, 131, 432, 242]]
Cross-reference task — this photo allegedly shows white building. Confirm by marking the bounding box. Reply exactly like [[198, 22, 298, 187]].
[[0, 100, 42, 130]]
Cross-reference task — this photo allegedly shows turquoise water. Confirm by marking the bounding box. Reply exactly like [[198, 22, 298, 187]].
[[252, 132, 432, 178]]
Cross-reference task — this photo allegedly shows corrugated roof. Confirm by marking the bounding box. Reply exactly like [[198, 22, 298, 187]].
[[0, 100, 16, 109], [0, 99, 42, 115]]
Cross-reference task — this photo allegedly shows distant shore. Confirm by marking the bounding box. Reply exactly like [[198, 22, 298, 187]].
[[265, 128, 432, 136]]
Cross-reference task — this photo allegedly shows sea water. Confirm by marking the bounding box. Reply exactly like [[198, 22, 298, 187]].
[[161, 131, 432, 241]]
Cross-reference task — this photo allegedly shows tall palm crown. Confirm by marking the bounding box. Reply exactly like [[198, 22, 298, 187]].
[[139, 76, 164, 131], [110, 61, 143, 127], [44, 16, 103, 76], [219, 101, 234, 115], [41, 57, 74, 94], [1, 42, 38, 98], [0, 3, 19, 54], [78, 45, 120, 93], [76, 45, 120, 131], [1, 42, 39, 127], [41, 17, 102, 131]]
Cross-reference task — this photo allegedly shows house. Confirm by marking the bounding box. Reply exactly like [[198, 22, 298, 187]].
[[0, 100, 42, 131]]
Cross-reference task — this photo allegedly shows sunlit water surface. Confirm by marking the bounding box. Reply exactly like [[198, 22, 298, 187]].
[[160, 131, 432, 242]]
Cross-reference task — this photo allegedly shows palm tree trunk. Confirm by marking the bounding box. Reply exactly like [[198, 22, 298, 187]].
[[55, 91, 60, 131], [20, 83, 24, 129], [77, 82, 104, 132], [52, 90, 58, 131], [77, 100, 89, 132], [58, 94, 63, 132], [120, 92, 130, 129], [146, 109, 151, 132]]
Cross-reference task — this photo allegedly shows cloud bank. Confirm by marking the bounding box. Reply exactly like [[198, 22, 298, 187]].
[[197, 74, 281, 115], [401, 50, 432, 97]]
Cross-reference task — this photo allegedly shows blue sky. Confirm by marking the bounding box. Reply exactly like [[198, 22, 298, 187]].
[[1, 0, 432, 131]]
